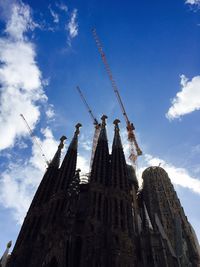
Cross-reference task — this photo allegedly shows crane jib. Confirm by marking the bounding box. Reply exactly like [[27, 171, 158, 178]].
[[92, 29, 142, 160]]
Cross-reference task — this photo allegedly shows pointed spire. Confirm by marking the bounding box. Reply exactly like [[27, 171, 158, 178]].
[[111, 119, 128, 189], [0, 241, 12, 267], [98, 115, 108, 141], [68, 123, 82, 150], [112, 119, 122, 148], [58, 123, 82, 191], [90, 115, 109, 184], [50, 135, 67, 168]]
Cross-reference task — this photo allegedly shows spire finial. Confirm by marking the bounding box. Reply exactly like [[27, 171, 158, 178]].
[[50, 136, 67, 167], [113, 119, 120, 131], [101, 115, 108, 127], [75, 123, 82, 136], [58, 136, 67, 149], [112, 119, 123, 148], [7, 241, 12, 248]]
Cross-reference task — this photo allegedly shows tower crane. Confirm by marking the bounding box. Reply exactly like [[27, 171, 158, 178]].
[[20, 114, 50, 166], [92, 29, 142, 164], [76, 86, 101, 171]]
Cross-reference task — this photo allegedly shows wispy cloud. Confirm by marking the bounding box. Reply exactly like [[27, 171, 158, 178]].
[[66, 8, 78, 45], [185, 0, 200, 5], [166, 75, 200, 120], [137, 154, 200, 195], [46, 104, 55, 120], [0, 127, 58, 223], [56, 2, 68, 12], [48, 5, 59, 23]]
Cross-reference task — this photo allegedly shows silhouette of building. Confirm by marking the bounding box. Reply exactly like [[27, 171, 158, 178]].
[[6, 117, 200, 267]]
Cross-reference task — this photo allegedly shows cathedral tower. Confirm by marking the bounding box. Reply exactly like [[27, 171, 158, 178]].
[[141, 166, 200, 266], [6, 119, 200, 267]]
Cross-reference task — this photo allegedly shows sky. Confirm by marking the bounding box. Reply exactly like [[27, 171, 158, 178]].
[[0, 0, 200, 255]]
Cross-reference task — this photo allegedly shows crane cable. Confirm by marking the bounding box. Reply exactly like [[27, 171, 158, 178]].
[[76, 86, 99, 125], [75, 86, 101, 171], [20, 114, 50, 166]]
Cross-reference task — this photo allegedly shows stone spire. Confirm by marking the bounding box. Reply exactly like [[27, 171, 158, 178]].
[[106, 119, 135, 266], [50, 135, 67, 168], [112, 119, 122, 148], [110, 119, 128, 190], [30, 135, 67, 208], [90, 115, 109, 185], [57, 123, 82, 191], [98, 114, 108, 141], [79, 116, 110, 266], [9, 136, 67, 263], [68, 123, 81, 151], [0, 241, 12, 267]]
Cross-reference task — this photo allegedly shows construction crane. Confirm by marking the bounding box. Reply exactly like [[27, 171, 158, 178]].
[[76, 86, 101, 171], [92, 29, 142, 164], [20, 114, 50, 166]]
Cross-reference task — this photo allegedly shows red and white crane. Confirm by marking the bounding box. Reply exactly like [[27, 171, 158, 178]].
[[92, 29, 142, 165], [76, 86, 101, 171]]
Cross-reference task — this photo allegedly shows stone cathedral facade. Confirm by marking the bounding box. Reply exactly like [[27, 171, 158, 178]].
[[6, 117, 200, 267]]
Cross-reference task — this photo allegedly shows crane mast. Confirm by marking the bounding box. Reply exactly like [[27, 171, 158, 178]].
[[20, 114, 50, 166], [92, 29, 142, 164], [76, 86, 101, 171]]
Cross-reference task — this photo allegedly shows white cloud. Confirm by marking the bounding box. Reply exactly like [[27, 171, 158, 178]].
[[15, 139, 28, 149], [80, 133, 92, 151], [0, 1, 53, 150], [0, 0, 58, 224], [66, 8, 78, 45], [0, 128, 59, 224], [56, 2, 68, 12], [46, 104, 55, 119], [137, 154, 200, 195], [166, 75, 200, 120], [0, 163, 42, 223], [77, 155, 90, 174], [186, 0, 200, 5], [30, 127, 58, 170], [4, 2, 36, 41], [48, 6, 59, 23]]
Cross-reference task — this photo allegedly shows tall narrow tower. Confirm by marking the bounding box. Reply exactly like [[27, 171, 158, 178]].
[[75, 117, 136, 267], [141, 166, 200, 266], [7, 124, 82, 267], [78, 115, 110, 267]]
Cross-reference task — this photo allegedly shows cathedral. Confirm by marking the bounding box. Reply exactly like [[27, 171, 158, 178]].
[[3, 116, 200, 267]]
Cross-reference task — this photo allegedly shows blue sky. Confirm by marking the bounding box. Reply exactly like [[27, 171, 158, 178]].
[[0, 0, 200, 255]]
